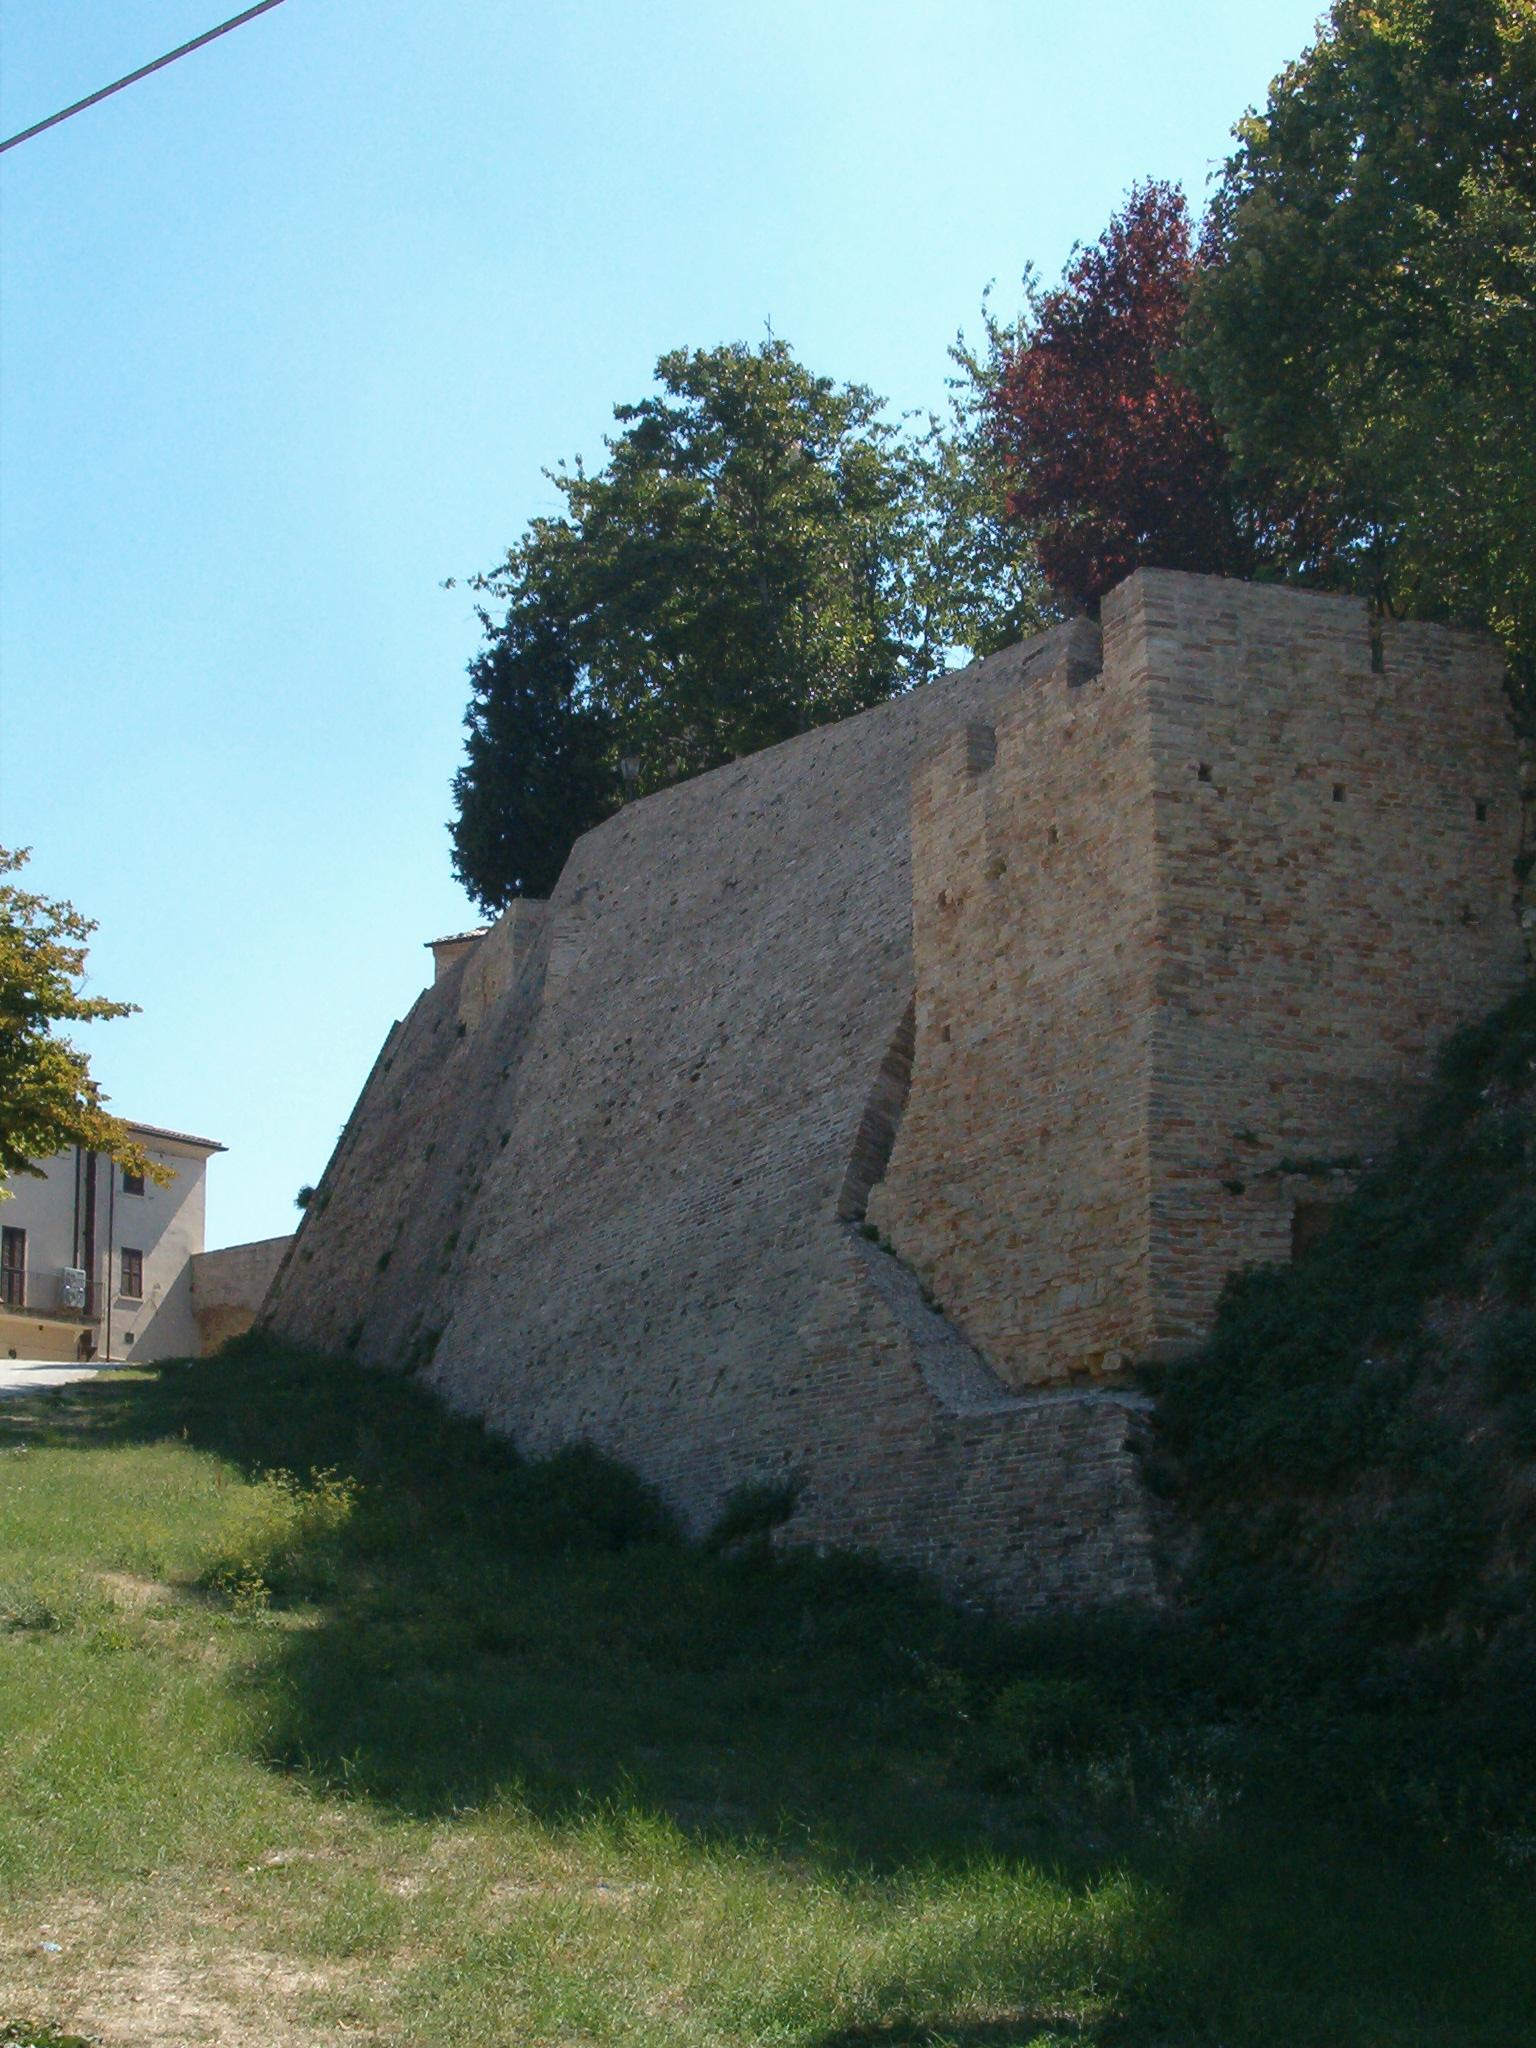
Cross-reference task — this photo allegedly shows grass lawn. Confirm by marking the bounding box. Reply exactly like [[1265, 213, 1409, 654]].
[[1, 1343, 1531, 2047]]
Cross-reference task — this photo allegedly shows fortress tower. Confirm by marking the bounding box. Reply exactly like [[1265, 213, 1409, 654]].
[[264, 572, 1528, 1610], [869, 571, 1526, 1384]]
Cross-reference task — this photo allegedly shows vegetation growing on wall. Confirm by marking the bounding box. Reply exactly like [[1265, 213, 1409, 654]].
[[450, 341, 1046, 911], [985, 182, 1246, 610], [980, 0, 1534, 672], [451, 0, 1531, 903], [449, 332, 1062, 910], [1184, 0, 1536, 702], [1152, 976, 1536, 1801]]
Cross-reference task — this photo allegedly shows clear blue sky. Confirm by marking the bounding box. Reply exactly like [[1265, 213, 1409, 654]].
[[1, 0, 1323, 1250]]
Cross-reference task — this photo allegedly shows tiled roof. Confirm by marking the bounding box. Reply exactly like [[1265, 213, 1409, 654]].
[[126, 1121, 227, 1154]]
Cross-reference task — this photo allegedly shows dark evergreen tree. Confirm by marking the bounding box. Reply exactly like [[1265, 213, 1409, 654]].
[[451, 585, 618, 909]]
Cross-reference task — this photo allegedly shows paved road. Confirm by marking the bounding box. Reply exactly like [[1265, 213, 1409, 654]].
[[0, 1359, 105, 1398]]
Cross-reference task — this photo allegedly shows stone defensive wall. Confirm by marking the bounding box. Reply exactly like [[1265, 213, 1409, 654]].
[[264, 570, 1529, 1612], [191, 1234, 293, 1356]]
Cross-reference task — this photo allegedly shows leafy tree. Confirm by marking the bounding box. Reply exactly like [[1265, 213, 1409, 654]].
[[1184, 0, 1536, 696], [913, 292, 1062, 656], [451, 341, 944, 912], [988, 182, 1248, 611], [0, 848, 162, 1191]]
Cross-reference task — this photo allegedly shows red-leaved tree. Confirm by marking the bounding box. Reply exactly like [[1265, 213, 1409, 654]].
[[992, 182, 1240, 610]]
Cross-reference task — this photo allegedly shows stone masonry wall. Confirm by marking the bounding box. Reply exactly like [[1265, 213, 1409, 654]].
[[264, 573, 1526, 1610], [866, 610, 1157, 1384], [262, 899, 550, 1376], [1138, 574, 1525, 1354], [191, 1234, 293, 1355], [266, 619, 1162, 1611], [867, 572, 1526, 1383]]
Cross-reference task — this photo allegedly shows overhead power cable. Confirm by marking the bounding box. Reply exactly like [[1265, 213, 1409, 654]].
[[0, 0, 288, 157]]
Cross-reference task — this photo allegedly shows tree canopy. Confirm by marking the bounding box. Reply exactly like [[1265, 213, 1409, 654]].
[[1184, 0, 1536, 693], [452, 10, 1534, 907], [913, 298, 1062, 656], [450, 339, 1044, 912], [986, 183, 1245, 611], [0, 848, 162, 1190]]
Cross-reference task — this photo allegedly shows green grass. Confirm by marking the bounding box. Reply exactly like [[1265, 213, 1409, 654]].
[[1, 1343, 1533, 2046]]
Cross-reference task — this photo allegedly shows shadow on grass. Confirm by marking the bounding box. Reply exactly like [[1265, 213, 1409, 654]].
[[812, 2027, 1094, 2046], [7, 1341, 1035, 1858], [7, 1340, 1535, 2048], [811, 2023, 1097, 2039]]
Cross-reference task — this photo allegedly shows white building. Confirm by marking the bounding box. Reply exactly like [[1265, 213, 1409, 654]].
[[0, 1123, 225, 1364]]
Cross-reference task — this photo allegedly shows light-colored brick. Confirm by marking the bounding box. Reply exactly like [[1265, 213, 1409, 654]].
[[264, 571, 1528, 1611]]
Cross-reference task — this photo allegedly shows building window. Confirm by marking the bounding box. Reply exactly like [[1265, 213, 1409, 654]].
[[122, 1168, 145, 1196], [1, 1227, 25, 1309], [120, 1248, 144, 1300]]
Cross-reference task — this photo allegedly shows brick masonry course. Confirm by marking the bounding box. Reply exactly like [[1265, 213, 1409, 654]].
[[264, 572, 1529, 1611]]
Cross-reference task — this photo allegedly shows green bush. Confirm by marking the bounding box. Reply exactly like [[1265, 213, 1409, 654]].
[[973, 1677, 1112, 1788], [1151, 978, 1536, 1815], [705, 1478, 801, 1553], [196, 1466, 359, 1607]]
